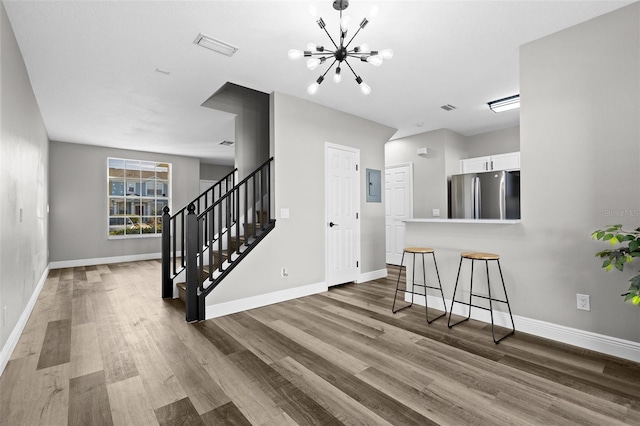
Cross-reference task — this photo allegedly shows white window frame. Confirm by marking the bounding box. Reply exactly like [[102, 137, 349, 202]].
[[107, 157, 172, 239]]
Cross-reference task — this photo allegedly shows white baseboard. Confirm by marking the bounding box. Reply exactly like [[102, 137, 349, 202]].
[[205, 282, 328, 320], [0, 266, 50, 376], [405, 293, 640, 362], [50, 252, 163, 269], [356, 268, 387, 283]]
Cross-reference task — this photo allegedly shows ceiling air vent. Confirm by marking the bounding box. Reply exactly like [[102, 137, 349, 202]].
[[194, 33, 239, 57], [440, 104, 457, 111], [219, 140, 235, 146]]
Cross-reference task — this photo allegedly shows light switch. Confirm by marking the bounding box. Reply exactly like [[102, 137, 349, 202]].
[[280, 208, 290, 219]]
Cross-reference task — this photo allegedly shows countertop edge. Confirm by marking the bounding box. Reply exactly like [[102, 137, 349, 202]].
[[404, 218, 521, 224]]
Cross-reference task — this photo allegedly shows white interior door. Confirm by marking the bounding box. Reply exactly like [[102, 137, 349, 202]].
[[326, 143, 360, 286], [385, 164, 413, 265]]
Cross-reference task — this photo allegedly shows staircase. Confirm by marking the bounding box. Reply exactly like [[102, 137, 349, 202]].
[[161, 158, 275, 321]]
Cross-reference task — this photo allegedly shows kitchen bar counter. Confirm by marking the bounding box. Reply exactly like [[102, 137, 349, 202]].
[[405, 218, 521, 224]]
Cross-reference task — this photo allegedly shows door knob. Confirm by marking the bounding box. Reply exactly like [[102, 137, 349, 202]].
[[329, 222, 339, 227]]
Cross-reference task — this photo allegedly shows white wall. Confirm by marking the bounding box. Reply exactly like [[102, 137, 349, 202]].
[[206, 92, 396, 305], [49, 141, 200, 263], [405, 3, 640, 343], [0, 2, 49, 357]]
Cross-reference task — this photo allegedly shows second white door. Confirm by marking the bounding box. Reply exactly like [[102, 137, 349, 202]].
[[385, 164, 413, 265]]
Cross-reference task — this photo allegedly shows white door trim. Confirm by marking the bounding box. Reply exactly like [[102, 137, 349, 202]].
[[325, 142, 361, 286]]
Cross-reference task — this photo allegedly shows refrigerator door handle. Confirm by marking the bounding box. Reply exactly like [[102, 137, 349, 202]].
[[473, 177, 481, 219]]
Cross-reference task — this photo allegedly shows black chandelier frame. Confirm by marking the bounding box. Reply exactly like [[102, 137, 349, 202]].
[[293, 0, 390, 95]]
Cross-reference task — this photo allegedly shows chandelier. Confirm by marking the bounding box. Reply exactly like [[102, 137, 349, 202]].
[[288, 0, 393, 96]]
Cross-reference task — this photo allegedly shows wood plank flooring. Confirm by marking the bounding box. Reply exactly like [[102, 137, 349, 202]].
[[1, 261, 640, 425]]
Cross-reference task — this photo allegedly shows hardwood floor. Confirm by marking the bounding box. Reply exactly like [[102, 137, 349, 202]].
[[1, 261, 639, 425]]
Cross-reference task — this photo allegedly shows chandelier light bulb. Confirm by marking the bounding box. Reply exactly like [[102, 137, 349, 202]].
[[307, 82, 320, 95], [333, 67, 342, 83], [307, 43, 317, 51], [340, 15, 351, 33], [367, 55, 383, 66], [379, 49, 394, 60], [288, 49, 304, 60], [358, 43, 370, 53], [308, 5, 318, 18], [367, 5, 380, 20], [360, 81, 371, 95], [306, 58, 321, 70]]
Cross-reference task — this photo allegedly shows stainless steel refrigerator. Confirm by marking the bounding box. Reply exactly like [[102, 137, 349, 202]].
[[449, 170, 520, 219]]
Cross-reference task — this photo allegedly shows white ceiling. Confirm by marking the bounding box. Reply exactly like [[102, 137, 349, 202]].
[[4, 0, 633, 165]]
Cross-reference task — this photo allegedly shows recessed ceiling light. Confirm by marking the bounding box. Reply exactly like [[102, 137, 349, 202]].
[[440, 104, 457, 111], [155, 68, 171, 75], [194, 33, 239, 57], [488, 94, 520, 113]]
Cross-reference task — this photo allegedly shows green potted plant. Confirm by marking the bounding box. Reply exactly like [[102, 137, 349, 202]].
[[592, 224, 640, 305]]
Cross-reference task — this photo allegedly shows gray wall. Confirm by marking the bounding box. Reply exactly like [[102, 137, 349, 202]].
[[49, 141, 200, 263], [386, 129, 467, 218], [386, 127, 514, 218], [405, 3, 640, 342], [200, 163, 234, 181], [207, 92, 396, 305], [202, 83, 270, 180], [0, 2, 49, 353], [464, 126, 520, 158]]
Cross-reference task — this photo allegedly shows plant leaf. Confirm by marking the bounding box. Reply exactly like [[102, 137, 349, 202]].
[[610, 236, 619, 245], [605, 263, 613, 271], [630, 240, 639, 252]]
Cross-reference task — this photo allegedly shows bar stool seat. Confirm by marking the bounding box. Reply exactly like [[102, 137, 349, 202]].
[[392, 247, 447, 324], [448, 251, 515, 343]]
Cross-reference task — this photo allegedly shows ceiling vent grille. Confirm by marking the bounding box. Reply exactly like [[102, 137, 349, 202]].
[[440, 104, 457, 111], [194, 33, 239, 57], [219, 140, 235, 146]]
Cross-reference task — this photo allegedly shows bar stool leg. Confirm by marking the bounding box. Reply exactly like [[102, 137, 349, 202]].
[[425, 252, 446, 324], [448, 257, 467, 328], [411, 252, 416, 306], [491, 259, 515, 343], [432, 252, 448, 316], [392, 251, 411, 313]]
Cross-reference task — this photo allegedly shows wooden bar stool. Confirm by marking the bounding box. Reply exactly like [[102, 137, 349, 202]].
[[447, 251, 515, 343], [392, 247, 447, 324]]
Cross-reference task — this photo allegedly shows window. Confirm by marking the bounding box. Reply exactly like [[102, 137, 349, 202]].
[[107, 158, 171, 237]]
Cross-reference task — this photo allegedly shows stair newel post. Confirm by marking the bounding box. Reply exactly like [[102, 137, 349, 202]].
[[161, 206, 172, 299], [185, 203, 199, 322]]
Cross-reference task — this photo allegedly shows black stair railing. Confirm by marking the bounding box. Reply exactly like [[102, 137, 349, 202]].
[[162, 169, 236, 298], [185, 157, 275, 321]]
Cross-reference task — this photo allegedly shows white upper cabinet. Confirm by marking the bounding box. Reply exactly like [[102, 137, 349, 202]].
[[460, 152, 520, 173]]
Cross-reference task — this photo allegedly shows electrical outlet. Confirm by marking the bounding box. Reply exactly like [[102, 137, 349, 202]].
[[432, 209, 440, 217], [281, 267, 289, 278], [577, 293, 590, 311], [3, 306, 7, 326]]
